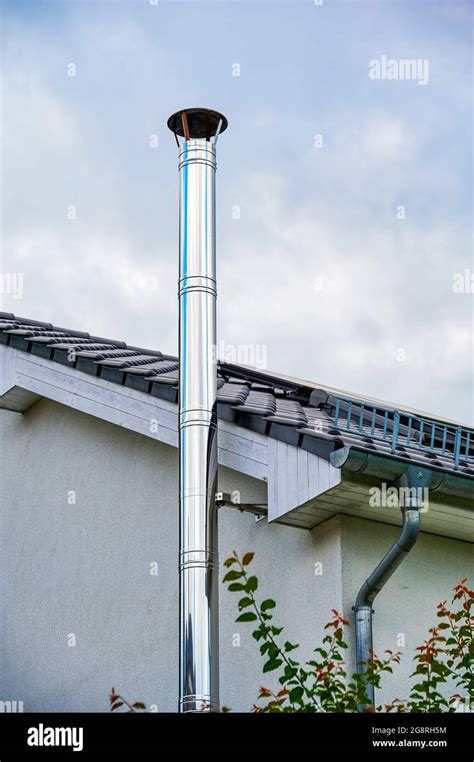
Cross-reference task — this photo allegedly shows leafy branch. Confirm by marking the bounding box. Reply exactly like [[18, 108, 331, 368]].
[[223, 551, 320, 710], [225, 553, 472, 714], [107, 563, 472, 715], [109, 687, 146, 713], [223, 551, 397, 712]]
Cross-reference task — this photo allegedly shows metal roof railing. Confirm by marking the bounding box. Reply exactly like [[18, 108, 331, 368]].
[[331, 396, 474, 470]]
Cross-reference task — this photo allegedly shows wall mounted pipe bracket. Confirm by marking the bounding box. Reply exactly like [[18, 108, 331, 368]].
[[215, 491, 268, 518]]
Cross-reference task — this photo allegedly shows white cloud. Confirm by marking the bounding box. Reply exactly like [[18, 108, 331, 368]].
[[0, 1, 471, 425], [219, 165, 472, 422], [362, 115, 414, 159]]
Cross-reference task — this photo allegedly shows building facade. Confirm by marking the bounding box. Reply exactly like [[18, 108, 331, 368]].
[[0, 313, 472, 712]]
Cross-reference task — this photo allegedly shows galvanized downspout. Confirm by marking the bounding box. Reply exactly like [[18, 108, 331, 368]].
[[354, 468, 428, 710], [168, 108, 228, 713]]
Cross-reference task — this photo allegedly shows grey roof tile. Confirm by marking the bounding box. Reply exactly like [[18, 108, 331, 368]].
[[125, 360, 179, 376], [1, 311, 472, 479], [149, 370, 178, 385], [65, 344, 121, 355], [234, 390, 276, 416], [217, 382, 250, 405], [28, 333, 78, 343], [95, 354, 161, 368], [78, 349, 137, 359], [264, 398, 308, 426]]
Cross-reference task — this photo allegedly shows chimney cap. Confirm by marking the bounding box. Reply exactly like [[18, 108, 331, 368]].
[[167, 107, 228, 140]]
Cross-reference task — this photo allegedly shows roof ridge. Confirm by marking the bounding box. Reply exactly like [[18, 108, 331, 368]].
[[1, 312, 472, 439]]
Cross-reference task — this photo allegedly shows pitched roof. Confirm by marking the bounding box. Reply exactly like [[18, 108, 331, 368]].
[[1, 311, 473, 479]]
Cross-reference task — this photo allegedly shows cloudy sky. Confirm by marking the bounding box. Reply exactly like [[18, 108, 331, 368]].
[[1, 0, 472, 423]]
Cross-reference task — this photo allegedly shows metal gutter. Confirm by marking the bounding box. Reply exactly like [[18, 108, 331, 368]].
[[330, 446, 474, 501], [354, 498, 421, 710], [330, 447, 472, 710], [353, 464, 431, 710]]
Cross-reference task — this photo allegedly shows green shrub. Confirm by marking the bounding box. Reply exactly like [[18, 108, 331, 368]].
[[223, 553, 473, 713], [109, 559, 472, 713]]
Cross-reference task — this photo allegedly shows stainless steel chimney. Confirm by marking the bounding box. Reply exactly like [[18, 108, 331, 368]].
[[167, 108, 228, 712]]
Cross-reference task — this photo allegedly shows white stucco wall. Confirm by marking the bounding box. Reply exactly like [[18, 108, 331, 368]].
[[0, 399, 342, 712], [0, 399, 471, 712]]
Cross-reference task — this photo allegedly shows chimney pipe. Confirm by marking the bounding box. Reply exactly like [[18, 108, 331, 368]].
[[167, 107, 228, 712]]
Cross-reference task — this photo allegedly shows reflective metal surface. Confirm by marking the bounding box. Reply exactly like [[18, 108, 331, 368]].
[[177, 138, 219, 712]]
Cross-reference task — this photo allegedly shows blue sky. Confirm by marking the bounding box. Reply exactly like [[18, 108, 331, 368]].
[[1, 0, 472, 422]]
